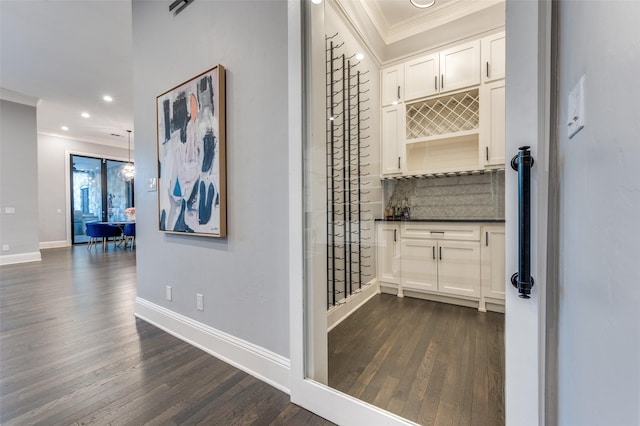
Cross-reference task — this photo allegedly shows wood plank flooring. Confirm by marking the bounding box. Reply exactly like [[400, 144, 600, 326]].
[[0, 246, 332, 426], [328, 294, 504, 426]]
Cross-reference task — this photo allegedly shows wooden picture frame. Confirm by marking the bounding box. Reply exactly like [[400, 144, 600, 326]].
[[156, 65, 226, 237]]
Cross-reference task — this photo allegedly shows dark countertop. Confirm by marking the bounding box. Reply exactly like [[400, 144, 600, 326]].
[[375, 218, 505, 223]]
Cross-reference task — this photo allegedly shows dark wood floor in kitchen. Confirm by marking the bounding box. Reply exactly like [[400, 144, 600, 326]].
[[329, 294, 504, 426], [0, 246, 332, 426]]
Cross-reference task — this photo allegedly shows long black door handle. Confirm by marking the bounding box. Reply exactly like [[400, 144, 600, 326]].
[[510, 146, 535, 298]]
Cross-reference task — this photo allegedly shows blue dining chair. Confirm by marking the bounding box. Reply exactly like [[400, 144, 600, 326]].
[[86, 222, 122, 250], [123, 223, 135, 248]]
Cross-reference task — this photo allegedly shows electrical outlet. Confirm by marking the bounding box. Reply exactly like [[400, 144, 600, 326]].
[[196, 293, 204, 311], [2, 244, 9, 251], [166, 285, 172, 301]]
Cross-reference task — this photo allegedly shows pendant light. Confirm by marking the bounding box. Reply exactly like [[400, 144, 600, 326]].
[[119, 130, 135, 181]]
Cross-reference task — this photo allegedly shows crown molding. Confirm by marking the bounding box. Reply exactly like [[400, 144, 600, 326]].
[[0, 87, 40, 107], [360, 0, 504, 45]]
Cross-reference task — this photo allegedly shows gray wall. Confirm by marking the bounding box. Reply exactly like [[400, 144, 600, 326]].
[[38, 134, 130, 244], [132, 0, 289, 357], [0, 99, 39, 257], [555, 1, 640, 424]]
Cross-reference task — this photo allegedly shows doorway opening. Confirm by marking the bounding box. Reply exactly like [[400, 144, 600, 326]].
[[302, 1, 507, 424], [70, 154, 134, 244]]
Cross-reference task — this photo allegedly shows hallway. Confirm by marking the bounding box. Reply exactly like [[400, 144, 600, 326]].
[[0, 247, 331, 425]]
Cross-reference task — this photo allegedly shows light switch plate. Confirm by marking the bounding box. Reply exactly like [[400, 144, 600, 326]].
[[148, 177, 157, 192], [568, 75, 585, 139]]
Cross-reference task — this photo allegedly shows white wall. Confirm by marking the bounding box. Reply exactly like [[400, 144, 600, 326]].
[[38, 134, 130, 245], [132, 1, 290, 358], [556, 1, 640, 424], [0, 99, 40, 262]]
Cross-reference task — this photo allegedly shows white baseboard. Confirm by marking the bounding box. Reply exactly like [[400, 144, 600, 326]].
[[327, 279, 379, 332], [40, 240, 69, 249], [134, 297, 291, 394], [0, 251, 42, 265]]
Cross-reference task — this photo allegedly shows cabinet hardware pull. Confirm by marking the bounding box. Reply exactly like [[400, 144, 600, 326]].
[[486, 232, 489, 246], [432, 246, 435, 260], [510, 146, 535, 299], [393, 229, 396, 242], [441, 74, 444, 89], [398, 157, 401, 169], [486, 61, 489, 78], [430, 231, 444, 234], [434, 76, 438, 91], [486, 146, 489, 161], [397, 85, 400, 100], [439, 246, 442, 260]]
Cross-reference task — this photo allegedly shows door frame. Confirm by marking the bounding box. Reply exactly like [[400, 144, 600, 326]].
[[288, 0, 553, 424], [64, 150, 129, 246]]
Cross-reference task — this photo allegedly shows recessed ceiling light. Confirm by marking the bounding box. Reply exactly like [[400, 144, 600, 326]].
[[311, 0, 322, 4], [81, 112, 90, 118], [410, 0, 436, 9], [355, 53, 364, 61], [61, 126, 69, 131], [103, 95, 113, 102]]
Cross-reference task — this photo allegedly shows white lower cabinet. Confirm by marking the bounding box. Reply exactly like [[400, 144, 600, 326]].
[[437, 240, 481, 297], [376, 223, 400, 286], [378, 222, 503, 311], [400, 239, 438, 293], [480, 225, 506, 311], [401, 239, 480, 298]]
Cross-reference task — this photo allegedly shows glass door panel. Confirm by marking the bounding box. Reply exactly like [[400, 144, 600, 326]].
[[71, 156, 102, 244], [106, 160, 134, 222]]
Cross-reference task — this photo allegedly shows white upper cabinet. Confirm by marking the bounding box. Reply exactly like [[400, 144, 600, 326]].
[[381, 105, 404, 175], [480, 79, 506, 167], [403, 40, 480, 103], [481, 32, 506, 83], [404, 53, 440, 101], [381, 64, 404, 107], [439, 40, 481, 93]]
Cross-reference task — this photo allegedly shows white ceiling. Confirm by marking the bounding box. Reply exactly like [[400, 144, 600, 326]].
[[0, 0, 134, 149]]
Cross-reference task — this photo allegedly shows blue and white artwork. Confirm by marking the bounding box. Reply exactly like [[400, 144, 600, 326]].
[[156, 65, 226, 237]]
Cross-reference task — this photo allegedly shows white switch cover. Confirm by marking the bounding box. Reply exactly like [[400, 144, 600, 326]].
[[166, 285, 172, 301], [148, 177, 157, 192], [4, 207, 15, 214], [196, 293, 204, 311], [568, 75, 586, 139], [2, 244, 9, 251]]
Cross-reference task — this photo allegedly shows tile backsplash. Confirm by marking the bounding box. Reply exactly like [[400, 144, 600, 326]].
[[384, 171, 504, 219]]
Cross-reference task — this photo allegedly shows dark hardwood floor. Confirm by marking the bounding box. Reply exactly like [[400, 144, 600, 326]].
[[0, 246, 332, 426], [328, 294, 504, 426]]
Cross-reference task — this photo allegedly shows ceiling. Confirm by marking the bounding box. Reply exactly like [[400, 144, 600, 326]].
[[0, 0, 500, 150], [0, 0, 134, 149]]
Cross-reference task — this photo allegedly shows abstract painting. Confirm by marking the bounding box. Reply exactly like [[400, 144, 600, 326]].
[[156, 65, 226, 237]]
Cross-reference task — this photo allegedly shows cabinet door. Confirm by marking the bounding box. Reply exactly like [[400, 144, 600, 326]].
[[440, 40, 480, 93], [404, 53, 439, 101], [437, 240, 481, 297], [481, 32, 505, 83], [381, 65, 404, 107], [481, 226, 506, 300], [381, 105, 403, 175], [480, 80, 506, 166], [400, 239, 438, 292], [376, 224, 400, 284]]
